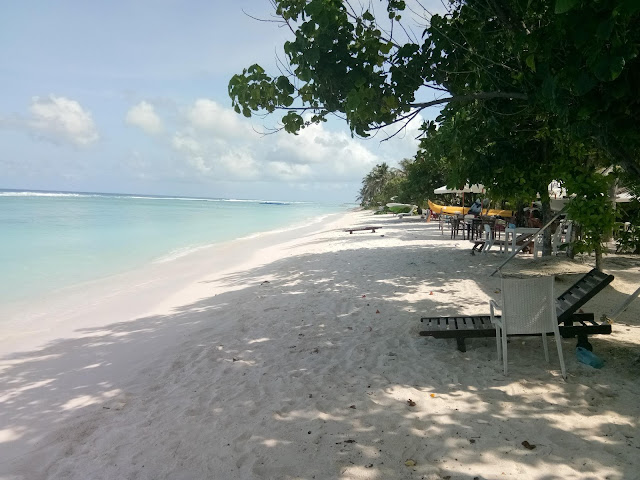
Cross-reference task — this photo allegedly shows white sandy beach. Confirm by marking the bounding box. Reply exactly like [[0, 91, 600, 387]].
[[1, 209, 639, 480]]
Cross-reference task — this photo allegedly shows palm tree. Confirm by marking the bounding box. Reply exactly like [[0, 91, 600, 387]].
[[357, 163, 398, 207]]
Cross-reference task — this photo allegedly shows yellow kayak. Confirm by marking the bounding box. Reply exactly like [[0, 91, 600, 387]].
[[428, 200, 513, 217]]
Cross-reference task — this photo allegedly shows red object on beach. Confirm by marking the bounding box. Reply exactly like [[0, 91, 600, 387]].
[[429, 291, 434, 295], [362, 295, 366, 298], [376, 309, 380, 314]]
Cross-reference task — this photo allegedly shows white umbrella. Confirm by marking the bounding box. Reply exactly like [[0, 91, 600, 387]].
[[433, 184, 485, 212], [433, 183, 485, 195]]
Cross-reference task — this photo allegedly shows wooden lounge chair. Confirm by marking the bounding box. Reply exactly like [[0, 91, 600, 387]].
[[419, 268, 614, 352], [344, 226, 381, 234]]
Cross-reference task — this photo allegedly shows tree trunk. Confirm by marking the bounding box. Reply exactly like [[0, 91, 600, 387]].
[[605, 179, 617, 247], [515, 201, 526, 227], [540, 191, 553, 256], [595, 245, 603, 271], [539, 141, 553, 256], [567, 223, 576, 259]]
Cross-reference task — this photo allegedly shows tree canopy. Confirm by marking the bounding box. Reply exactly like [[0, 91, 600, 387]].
[[229, 0, 639, 174], [229, 0, 640, 261]]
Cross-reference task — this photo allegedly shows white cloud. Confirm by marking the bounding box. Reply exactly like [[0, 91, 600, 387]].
[[171, 131, 202, 156], [125, 101, 163, 135], [267, 161, 313, 181], [28, 95, 99, 146], [171, 130, 259, 180], [187, 99, 252, 138], [171, 132, 210, 173], [271, 123, 379, 179], [125, 97, 422, 188], [177, 100, 383, 182], [219, 150, 260, 180]]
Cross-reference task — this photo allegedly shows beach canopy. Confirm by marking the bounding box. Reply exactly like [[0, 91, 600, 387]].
[[547, 181, 636, 203], [547, 184, 636, 209], [434, 183, 485, 195], [616, 189, 636, 203]]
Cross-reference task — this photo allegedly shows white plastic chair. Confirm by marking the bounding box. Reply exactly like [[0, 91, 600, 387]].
[[504, 227, 515, 255], [552, 220, 573, 255], [481, 223, 495, 254], [489, 276, 567, 379], [493, 220, 507, 253], [533, 231, 545, 258], [397, 205, 417, 218]]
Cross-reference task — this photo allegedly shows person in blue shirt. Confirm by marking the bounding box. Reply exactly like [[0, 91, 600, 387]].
[[468, 198, 482, 216]]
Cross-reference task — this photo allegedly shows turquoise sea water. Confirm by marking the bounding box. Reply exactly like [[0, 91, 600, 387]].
[[1, 190, 348, 305]]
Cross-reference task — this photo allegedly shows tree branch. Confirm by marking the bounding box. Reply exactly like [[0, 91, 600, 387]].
[[257, 91, 527, 113], [410, 91, 527, 108]]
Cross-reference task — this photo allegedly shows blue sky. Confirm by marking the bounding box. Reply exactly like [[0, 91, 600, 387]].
[[0, 1, 444, 202]]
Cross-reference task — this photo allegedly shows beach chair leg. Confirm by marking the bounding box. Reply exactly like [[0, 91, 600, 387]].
[[502, 333, 509, 375], [554, 328, 567, 380], [576, 333, 593, 351], [542, 332, 550, 362], [456, 338, 467, 352]]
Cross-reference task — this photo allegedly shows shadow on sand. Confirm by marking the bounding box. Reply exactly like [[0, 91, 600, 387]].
[[1, 219, 638, 479]]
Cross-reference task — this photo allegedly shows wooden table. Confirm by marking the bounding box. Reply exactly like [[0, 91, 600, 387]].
[[451, 215, 481, 240]]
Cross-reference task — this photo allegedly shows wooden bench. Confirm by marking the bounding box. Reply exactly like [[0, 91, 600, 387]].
[[420, 313, 611, 352], [344, 226, 381, 234], [419, 269, 614, 352]]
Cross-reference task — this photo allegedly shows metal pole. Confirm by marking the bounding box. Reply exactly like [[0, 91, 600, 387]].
[[602, 285, 640, 322]]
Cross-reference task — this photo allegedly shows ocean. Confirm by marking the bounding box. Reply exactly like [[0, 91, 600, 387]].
[[1, 190, 349, 305]]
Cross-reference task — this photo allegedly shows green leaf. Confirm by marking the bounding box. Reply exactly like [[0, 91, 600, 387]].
[[574, 72, 597, 95], [276, 75, 293, 93], [542, 75, 557, 100], [610, 56, 625, 80], [525, 54, 536, 73], [380, 42, 393, 55], [616, 0, 640, 15], [282, 111, 304, 134], [555, 0, 579, 14], [596, 18, 614, 40]]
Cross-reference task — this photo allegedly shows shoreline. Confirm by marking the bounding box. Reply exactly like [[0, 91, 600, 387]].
[[0, 210, 350, 356], [1, 210, 639, 479], [1, 192, 349, 307]]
